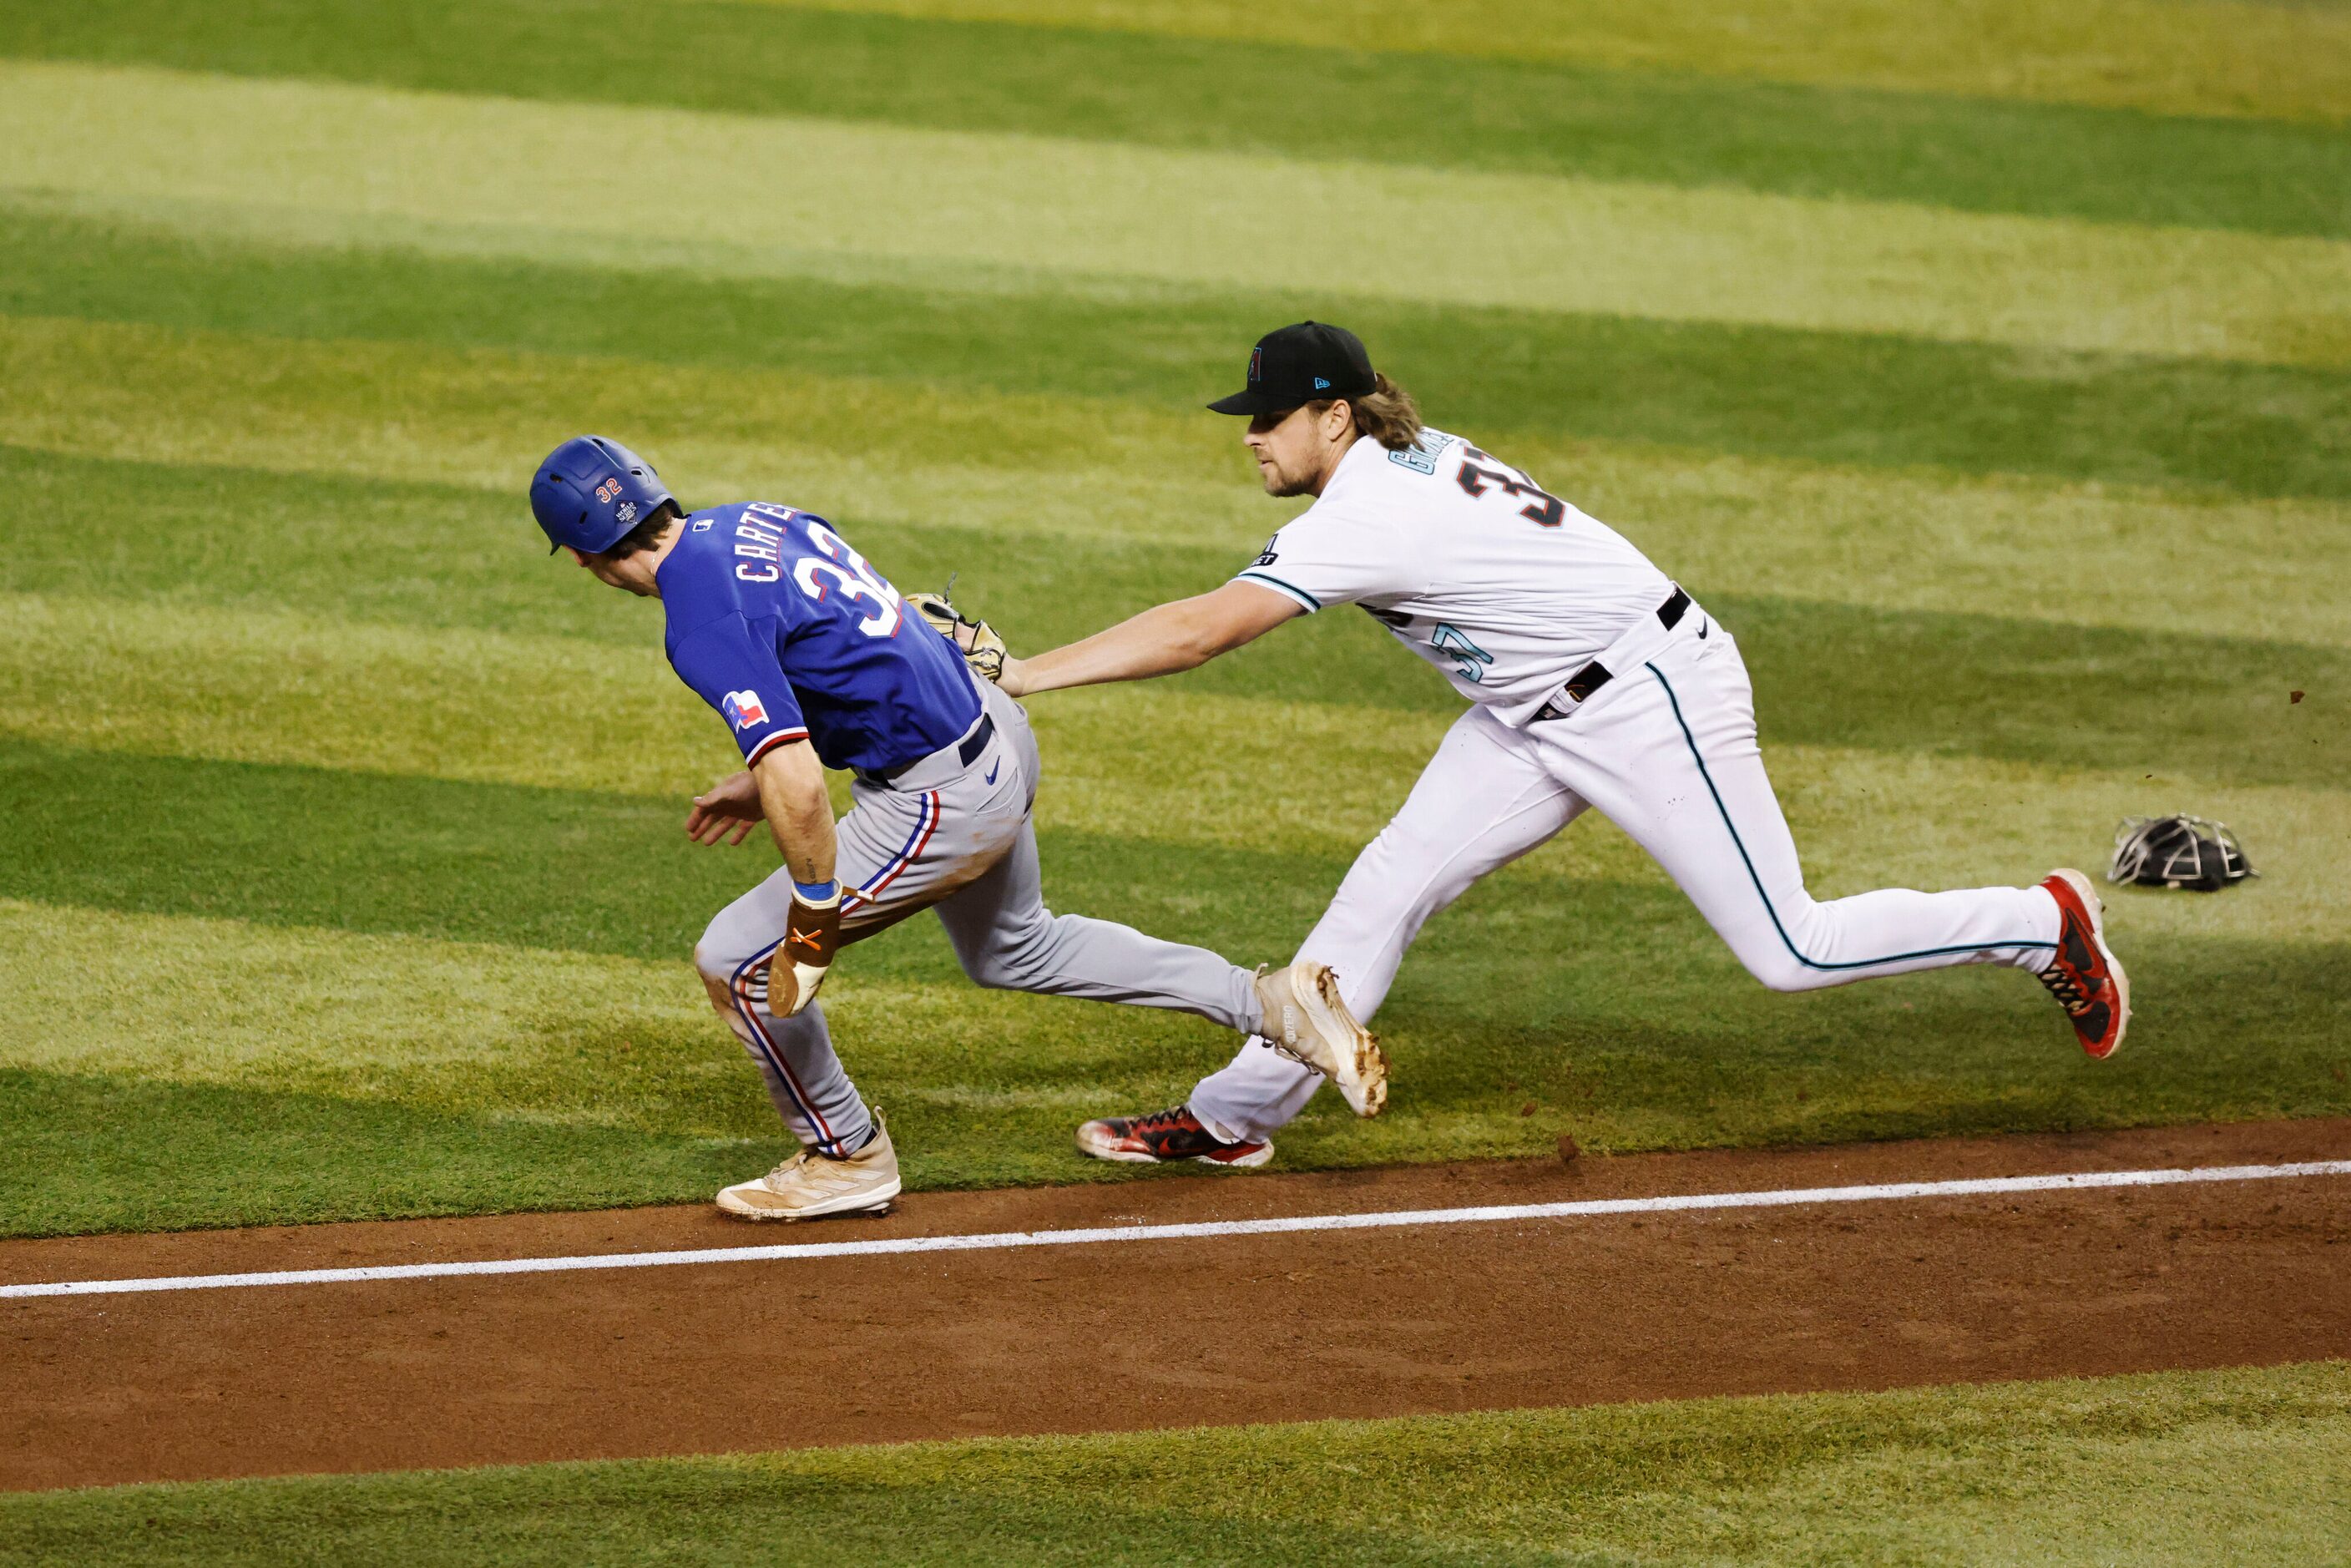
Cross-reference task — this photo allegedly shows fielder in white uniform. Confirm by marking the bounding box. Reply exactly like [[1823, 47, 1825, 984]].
[[988, 321, 2131, 1167]]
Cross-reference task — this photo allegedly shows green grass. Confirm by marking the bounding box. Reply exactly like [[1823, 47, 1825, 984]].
[[8, 326, 2351, 651], [0, 1070, 771, 1237], [722, 0, 2351, 124], [6, 1363, 2348, 1564], [1, 0, 2347, 1243], [3, 8, 2346, 1554], [0, 373, 2346, 1234], [9, 62, 2348, 367], [6, 728, 2347, 1232], [7, 0, 2347, 236], [11, 211, 2351, 503]]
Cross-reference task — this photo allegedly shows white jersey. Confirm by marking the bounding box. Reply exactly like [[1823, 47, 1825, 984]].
[[1232, 431, 1676, 726]]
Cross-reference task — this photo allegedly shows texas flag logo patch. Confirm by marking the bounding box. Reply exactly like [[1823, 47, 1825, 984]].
[[721, 690, 769, 730]]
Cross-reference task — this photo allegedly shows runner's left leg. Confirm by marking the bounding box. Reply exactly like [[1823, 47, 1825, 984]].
[[695, 903, 874, 1160], [691, 690, 1029, 1158], [699, 680, 1270, 1152]]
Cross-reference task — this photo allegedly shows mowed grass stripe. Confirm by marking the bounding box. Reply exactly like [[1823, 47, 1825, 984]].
[[741, 0, 2351, 125], [9, 0, 2348, 238], [5, 1367, 2346, 1565], [10, 332, 2351, 653], [0, 312, 1263, 549], [0, 1068, 775, 1239], [8, 63, 2348, 366], [13, 437, 2349, 672], [0, 898, 1231, 1134], [6, 885, 2348, 1234], [8, 735, 2345, 963], [4, 566, 2342, 790], [13, 210, 2351, 504]]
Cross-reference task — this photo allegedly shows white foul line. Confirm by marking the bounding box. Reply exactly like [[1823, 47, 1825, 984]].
[[4, 1159, 2345, 1302]]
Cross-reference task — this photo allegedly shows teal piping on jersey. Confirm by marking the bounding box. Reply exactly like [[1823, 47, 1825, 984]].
[[1235, 570, 1320, 612], [1645, 661, 2056, 970]]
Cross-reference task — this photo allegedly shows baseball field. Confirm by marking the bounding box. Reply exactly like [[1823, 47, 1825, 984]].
[[2, 0, 2348, 1559]]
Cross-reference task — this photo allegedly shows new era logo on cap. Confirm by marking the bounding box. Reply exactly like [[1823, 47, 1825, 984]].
[[1208, 321, 1376, 417]]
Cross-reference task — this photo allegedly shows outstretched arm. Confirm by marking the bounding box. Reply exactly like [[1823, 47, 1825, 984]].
[[1002, 579, 1302, 696]]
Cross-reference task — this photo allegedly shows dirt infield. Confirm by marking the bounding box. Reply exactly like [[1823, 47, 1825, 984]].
[[4, 1118, 2347, 1493]]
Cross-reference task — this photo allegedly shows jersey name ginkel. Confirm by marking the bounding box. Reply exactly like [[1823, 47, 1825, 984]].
[[1232, 432, 1675, 726]]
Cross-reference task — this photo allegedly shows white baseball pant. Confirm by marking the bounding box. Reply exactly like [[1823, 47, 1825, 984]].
[[1190, 603, 2061, 1144]]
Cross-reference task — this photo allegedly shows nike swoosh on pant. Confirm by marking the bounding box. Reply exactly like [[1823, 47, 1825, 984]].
[[984, 761, 1000, 785]]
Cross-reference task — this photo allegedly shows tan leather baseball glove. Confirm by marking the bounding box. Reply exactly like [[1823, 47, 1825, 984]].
[[905, 579, 1008, 685]]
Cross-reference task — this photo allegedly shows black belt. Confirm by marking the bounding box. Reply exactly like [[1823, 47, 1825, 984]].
[[1530, 588, 1691, 724], [860, 713, 995, 788]]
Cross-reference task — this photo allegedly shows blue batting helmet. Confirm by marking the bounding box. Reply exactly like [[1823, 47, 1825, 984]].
[[529, 436, 675, 554]]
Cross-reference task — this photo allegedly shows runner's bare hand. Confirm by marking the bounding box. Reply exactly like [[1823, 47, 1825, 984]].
[[686, 771, 763, 846]]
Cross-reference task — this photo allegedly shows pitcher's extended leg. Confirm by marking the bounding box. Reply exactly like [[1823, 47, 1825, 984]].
[[1191, 706, 1581, 1144], [1549, 632, 2059, 994]]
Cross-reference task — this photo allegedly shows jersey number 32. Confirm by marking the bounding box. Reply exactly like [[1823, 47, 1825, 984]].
[[793, 520, 903, 638]]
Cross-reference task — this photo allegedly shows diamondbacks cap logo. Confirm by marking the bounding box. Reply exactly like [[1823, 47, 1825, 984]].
[[1247, 345, 1263, 383], [722, 690, 769, 730]]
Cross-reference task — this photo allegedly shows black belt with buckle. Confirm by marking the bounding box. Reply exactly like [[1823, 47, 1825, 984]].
[[1530, 588, 1691, 724], [861, 712, 995, 788]]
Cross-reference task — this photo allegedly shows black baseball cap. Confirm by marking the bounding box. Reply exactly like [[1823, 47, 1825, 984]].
[[1207, 321, 1376, 416]]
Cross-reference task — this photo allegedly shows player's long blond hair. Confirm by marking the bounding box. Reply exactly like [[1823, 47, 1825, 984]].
[[1312, 372, 1423, 453]]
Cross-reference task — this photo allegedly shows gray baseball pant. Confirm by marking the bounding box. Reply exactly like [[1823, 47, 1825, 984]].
[[694, 680, 1263, 1156]]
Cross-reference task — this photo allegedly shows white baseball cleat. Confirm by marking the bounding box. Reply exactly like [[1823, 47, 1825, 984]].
[[716, 1111, 902, 1221], [1254, 961, 1388, 1117]]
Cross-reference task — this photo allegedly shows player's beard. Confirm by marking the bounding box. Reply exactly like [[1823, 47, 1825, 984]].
[[1261, 463, 1317, 498]]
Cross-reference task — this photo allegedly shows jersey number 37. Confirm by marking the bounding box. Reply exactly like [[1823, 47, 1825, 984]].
[[1456, 447, 1565, 528]]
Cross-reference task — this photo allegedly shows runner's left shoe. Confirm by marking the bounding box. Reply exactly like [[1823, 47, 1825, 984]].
[[2035, 869, 2130, 1060], [717, 1111, 902, 1220]]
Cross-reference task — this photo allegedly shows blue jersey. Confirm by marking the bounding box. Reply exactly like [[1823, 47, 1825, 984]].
[[658, 502, 981, 774]]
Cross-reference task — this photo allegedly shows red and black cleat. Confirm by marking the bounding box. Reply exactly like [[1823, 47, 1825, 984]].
[[2035, 869, 2131, 1060], [1075, 1105, 1272, 1168]]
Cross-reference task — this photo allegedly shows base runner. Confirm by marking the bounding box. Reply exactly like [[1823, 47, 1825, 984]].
[[974, 322, 2131, 1167], [528, 435, 1383, 1216]]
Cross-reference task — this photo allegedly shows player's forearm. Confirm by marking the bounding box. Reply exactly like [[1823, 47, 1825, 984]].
[[752, 742, 837, 885], [1010, 598, 1241, 695]]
